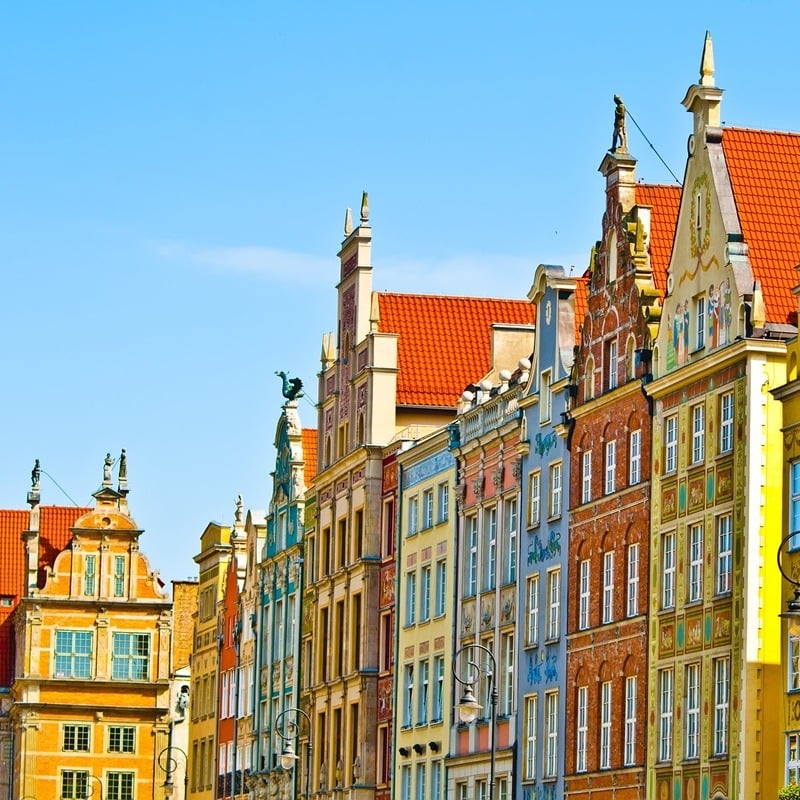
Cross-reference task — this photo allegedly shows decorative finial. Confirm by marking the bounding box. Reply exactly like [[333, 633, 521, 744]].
[[275, 370, 304, 400], [699, 31, 715, 87], [360, 191, 369, 223], [610, 95, 628, 153], [103, 452, 114, 485], [235, 494, 243, 525], [31, 459, 41, 490], [344, 207, 353, 236]]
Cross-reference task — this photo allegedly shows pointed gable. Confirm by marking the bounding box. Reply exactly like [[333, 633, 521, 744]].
[[722, 127, 800, 325], [634, 184, 681, 293], [376, 292, 535, 407]]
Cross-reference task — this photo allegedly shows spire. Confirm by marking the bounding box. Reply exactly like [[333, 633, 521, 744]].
[[344, 207, 353, 236], [360, 191, 370, 225], [699, 30, 715, 87]]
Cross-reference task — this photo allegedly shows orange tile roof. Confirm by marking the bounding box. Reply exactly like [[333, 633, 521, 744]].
[[0, 505, 88, 687], [573, 274, 590, 340], [635, 183, 681, 293], [722, 127, 800, 325], [377, 293, 535, 407], [302, 428, 318, 484]]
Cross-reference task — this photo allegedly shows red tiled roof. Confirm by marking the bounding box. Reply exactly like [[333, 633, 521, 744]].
[[302, 428, 318, 484], [0, 505, 88, 687], [377, 293, 535, 407], [573, 274, 590, 340], [722, 127, 800, 325], [635, 183, 681, 294]]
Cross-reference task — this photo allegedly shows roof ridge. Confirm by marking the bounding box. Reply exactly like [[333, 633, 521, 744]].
[[376, 290, 530, 303], [723, 125, 800, 139]]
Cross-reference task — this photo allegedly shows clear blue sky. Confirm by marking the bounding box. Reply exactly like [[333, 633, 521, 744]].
[[3, 2, 800, 586]]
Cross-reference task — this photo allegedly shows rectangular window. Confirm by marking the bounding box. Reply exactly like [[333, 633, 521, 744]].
[[528, 471, 541, 527], [662, 532, 675, 610], [526, 575, 539, 646], [695, 295, 706, 350], [546, 568, 560, 641], [790, 635, 800, 692], [466, 516, 478, 596], [720, 391, 733, 453], [605, 441, 616, 495], [438, 483, 449, 523], [626, 543, 639, 617], [403, 665, 414, 727], [608, 339, 618, 390], [400, 766, 411, 800], [629, 430, 641, 485], [423, 489, 434, 529], [63, 724, 90, 752], [109, 726, 136, 753], [788, 732, 800, 784], [549, 463, 562, 519], [576, 686, 587, 772], [501, 632, 514, 716], [602, 551, 614, 624], [714, 657, 730, 756], [659, 668, 673, 762], [545, 691, 558, 778], [665, 416, 678, 474], [505, 498, 518, 584], [415, 764, 426, 800], [107, 772, 135, 800], [692, 403, 705, 464], [420, 566, 431, 622], [624, 676, 637, 766], [688, 523, 704, 602], [581, 451, 592, 504], [791, 461, 800, 551], [523, 695, 537, 780], [540, 370, 552, 424], [405, 572, 417, 625], [112, 632, 149, 680], [417, 659, 429, 724], [61, 771, 89, 800], [685, 663, 700, 759], [435, 560, 446, 617], [54, 631, 93, 679], [578, 560, 590, 630], [431, 762, 442, 800], [84, 555, 96, 596], [113, 555, 125, 597], [484, 506, 497, 590], [407, 496, 419, 536], [433, 656, 445, 721], [599, 681, 611, 769]]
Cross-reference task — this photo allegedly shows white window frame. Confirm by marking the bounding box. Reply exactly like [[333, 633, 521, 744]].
[[466, 516, 478, 596], [665, 415, 678, 474], [526, 575, 539, 647], [438, 483, 449, 523], [713, 657, 729, 756], [422, 489, 434, 529], [435, 560, 446, 616], [540, 370, 552, 423], [417, 659, 429, 724], [546, 568, 561, 641], [505, 497, 518, 584], [602, 551, 614, 624], [403, 665, 414, 728], [688, 523, 703, 603], [599, 680, 611, 769], [626, 543, 639, 617], [604, 440, 616, 495], [407, 496, 419, 536], [501, 632, 514, 716], [405, 572, 417, 626], [787, 732, 800, 784], [576, 686, 587, 773], [695, 295, 706, 350], [716, 514, 732, 594], [791, 461, 800, 551], [658, 668, 673, 762], [524, 694, 537, 780], [623, 676, 637, 766], [608, 339, 618, 390], [578, 559, 590, 631], [662, 532, 675, 610], [691, 403, 705, 464], [685, 663, 700, 760], [420, 565, 431, 621], [484, 506, 497, 590], [433, 656, 445, 721], [549, 463, 562, 519], [545, 691, 558, 778], [720, 391, 733, 453], [581, 450, 592, 504], [629, 429, 641, 485], [790, 635, 800, 692], [528, 471, 541, 527]]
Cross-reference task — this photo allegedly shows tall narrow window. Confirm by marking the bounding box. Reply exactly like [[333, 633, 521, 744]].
[[417, 659, 429, 724], [695, 295, 706, 350], [435, 560, 446, 616], [438, 483, 449, 523], [585, 355, 595, 400], [84, 555, 96, 596], [113, 555, 125, 597], [433, 656, 445, 721], [501, 633, 514, 715], [549, 463, 562, 518], [720, 391, 734, 453], [685, 663, 700, 759], [408, 496, 419, 536], [576, 686, 587, 773], [626, 543, 639, 617], [602, 551, 614, 624], [403, 665, 414, 727], [713, 657, 730, 756], [788, 733, 800, 784], [484, 506, 497, 590], [691, 404, 705, 464], [789, 634, 800, 692], [524, 695, 537, 780], [415, 764, 426, 800], [420, 566, 431, 621], [791, 461, 800, 551], [545, 692, 558, 778], [629, 430, 641, 485], [665, 416, 678, 474], [599, 681, 611, 769], [540, 370, 552, 424], [578, 560, 590, 630], [526, 575, 539, 646], [466, 516, 478, 596], [581, 451, 592, 504], [401, 767, 411, 800], [405, 572, 417, 625], [546, 568, 561, 640], [623, 676, 637, 766], [604, 441, 616, 495], [688, 523, 704, 602], [607, 339, 618, 390], [658, 668, 673, 762], [422, 490, 434, 529], [505, 497, 518, 584], [431, 762, 442, 800], [662, 532, 675, 610], [529, 471, 541, 527]]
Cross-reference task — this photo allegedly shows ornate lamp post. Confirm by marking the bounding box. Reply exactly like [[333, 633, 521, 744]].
[[452, 644, 498, 800], [159, 744, 189, 800], [275, 707, 312, 800], [779, 532, 800, 617]]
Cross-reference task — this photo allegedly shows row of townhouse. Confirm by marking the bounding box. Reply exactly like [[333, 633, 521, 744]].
[[190, 32, 800, 800]]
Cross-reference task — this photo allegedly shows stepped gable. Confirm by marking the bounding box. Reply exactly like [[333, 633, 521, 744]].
[[722, 127, 800, 325], [377, 292, 535, 407], [634, 183, 681, 293], [302, 428, 318, 483], [0, 505, 88, 687]]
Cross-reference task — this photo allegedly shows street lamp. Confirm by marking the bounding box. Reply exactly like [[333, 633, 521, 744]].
[[778, 532, 800, 617], [159, 744, 189, 800], [452, 644, 498, 800], [275, 708, 312, 800]]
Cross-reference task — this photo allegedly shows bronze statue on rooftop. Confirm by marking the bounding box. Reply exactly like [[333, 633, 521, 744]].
[[611, 94, 628, 153], [276, 370, 304, 400]]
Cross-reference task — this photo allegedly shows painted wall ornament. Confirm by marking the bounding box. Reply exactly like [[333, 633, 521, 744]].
[[527, 529, 561, 564]]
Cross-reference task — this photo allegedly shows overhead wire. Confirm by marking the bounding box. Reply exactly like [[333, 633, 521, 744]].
[[626, 106, 683, 186]]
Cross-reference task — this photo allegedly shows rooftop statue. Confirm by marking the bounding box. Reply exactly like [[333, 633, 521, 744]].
[[611, 94, 628, 153], [276, 370, 304, 401]]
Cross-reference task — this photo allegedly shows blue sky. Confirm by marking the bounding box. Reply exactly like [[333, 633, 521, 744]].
[[3, 2, 800, 586]]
